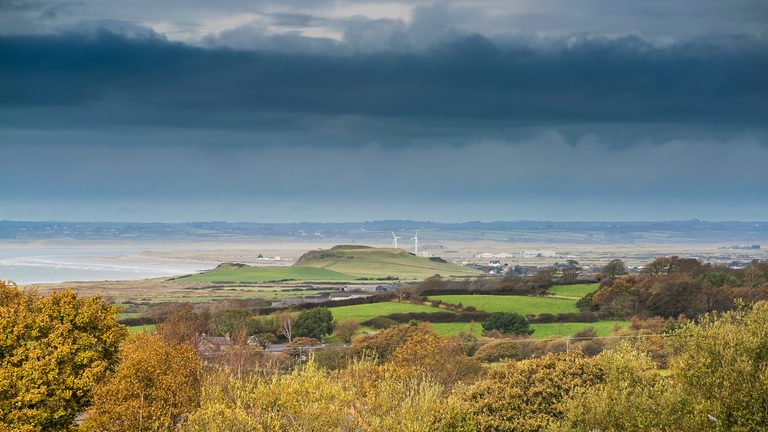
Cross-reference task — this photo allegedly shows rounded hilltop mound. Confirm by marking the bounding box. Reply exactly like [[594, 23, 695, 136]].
[[297, 245, 408, 265]]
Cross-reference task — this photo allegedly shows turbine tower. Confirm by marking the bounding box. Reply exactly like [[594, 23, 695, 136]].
[[391, 232, 401, 248], [411, 231, 419, 255]]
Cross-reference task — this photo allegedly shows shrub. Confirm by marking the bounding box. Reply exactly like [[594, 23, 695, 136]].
[[473, 340, 520, 363], [367, 316, 398, 329], [293, 307, 334, 340], [461, 352, 605, 431], [482, 312, 533, 336]]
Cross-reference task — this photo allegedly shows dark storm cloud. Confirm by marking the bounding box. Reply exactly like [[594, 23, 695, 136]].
[[1, 31, 766, 132]]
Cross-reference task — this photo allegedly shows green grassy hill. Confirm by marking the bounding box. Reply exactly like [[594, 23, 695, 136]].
[[295, 245, 480, 279], [180, 245, 480, 283]]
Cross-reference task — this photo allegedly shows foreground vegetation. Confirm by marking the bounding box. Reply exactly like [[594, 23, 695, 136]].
[[4, 257, 768, 431], [3, 275, 767, 431]]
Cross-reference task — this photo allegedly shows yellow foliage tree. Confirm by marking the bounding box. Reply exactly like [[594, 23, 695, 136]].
[[388, 329, 482, 388], [461, 352, 605, 432], [670, 300, 768, 430], [81, 333, 201, 432], [179, 363, 351, 432], [556, 343, 691, 431], [180, 358, 474, 432], [0, 281, 126, 431]]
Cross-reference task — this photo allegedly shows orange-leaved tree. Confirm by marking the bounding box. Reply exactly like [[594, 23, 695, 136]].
[[81, 333, 201, 432]]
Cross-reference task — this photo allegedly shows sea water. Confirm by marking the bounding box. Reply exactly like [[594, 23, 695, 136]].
[[0, 246, 214, 284]]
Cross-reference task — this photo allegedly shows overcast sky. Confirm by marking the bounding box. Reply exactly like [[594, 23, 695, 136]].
[[1, 0, 766, 222]]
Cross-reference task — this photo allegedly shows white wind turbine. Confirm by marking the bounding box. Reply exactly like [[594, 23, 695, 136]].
[[391, 232, 401, 248], [411, 231, 419, 255]]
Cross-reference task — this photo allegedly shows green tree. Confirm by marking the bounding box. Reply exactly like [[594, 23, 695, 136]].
[[482, 312, 533, 336], [293, 307, 334, 340], [81, 333, 201, 432], [0, 281, 126, 431]]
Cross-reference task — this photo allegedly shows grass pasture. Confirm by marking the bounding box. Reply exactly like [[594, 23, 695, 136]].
[[427, 294, 579, 316], [329, 301, 447, 323], [127, 324, 156, 334], [181, 265, 353, 283], [430, 320, 629, 338], [547, 283, 599, 299]]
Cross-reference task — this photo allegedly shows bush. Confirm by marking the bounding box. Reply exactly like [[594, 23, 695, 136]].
[[313, 345, 350, 371], [473, 340, 520, 362], [367, 316, 398, 329], [482, 312, 533, 336], [461, 352, 605, 431]]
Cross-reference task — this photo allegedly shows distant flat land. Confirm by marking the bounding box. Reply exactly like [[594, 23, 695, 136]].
[[428, 294, 580, 315]]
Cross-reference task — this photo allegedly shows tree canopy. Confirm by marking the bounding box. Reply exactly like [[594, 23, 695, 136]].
[[482, 312, 534, 336], [81, 333, 201, 432], [293, 307, 334, 340], [0, 282, 126, 431]]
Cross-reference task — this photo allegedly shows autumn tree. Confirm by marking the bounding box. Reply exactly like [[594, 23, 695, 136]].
[[387, 329, 482, 388], [670, 301, 768, 430], [601, 259, 628, 279], [156, 303, 206, 346], [556, 344, 689, 431], [349, 322, 431, 362], [81, 333, 201, 432], [473, 340, 521, 363], [642, 256, 679, 276], [293, 307, 334, 340], [559, 266, 581, 283], [0, 282, 126, 431], [333, 319, 360, 343], [460, 352, 605, 431]]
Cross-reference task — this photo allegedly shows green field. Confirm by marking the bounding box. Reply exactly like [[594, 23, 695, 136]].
[[547, 283, 599, 299], [127, 324, 156, 334], [430, 321, 629, 338], [531, 321, 629, 338], [329, 302, 447, 323], [427, 294, 579, 315], [431, 322, 483, 337], [181, 264, 353, 283]]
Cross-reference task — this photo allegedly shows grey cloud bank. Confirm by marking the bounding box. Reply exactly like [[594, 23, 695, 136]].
[[0, 0, 766, 222], [2, 31, 766, 130]]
